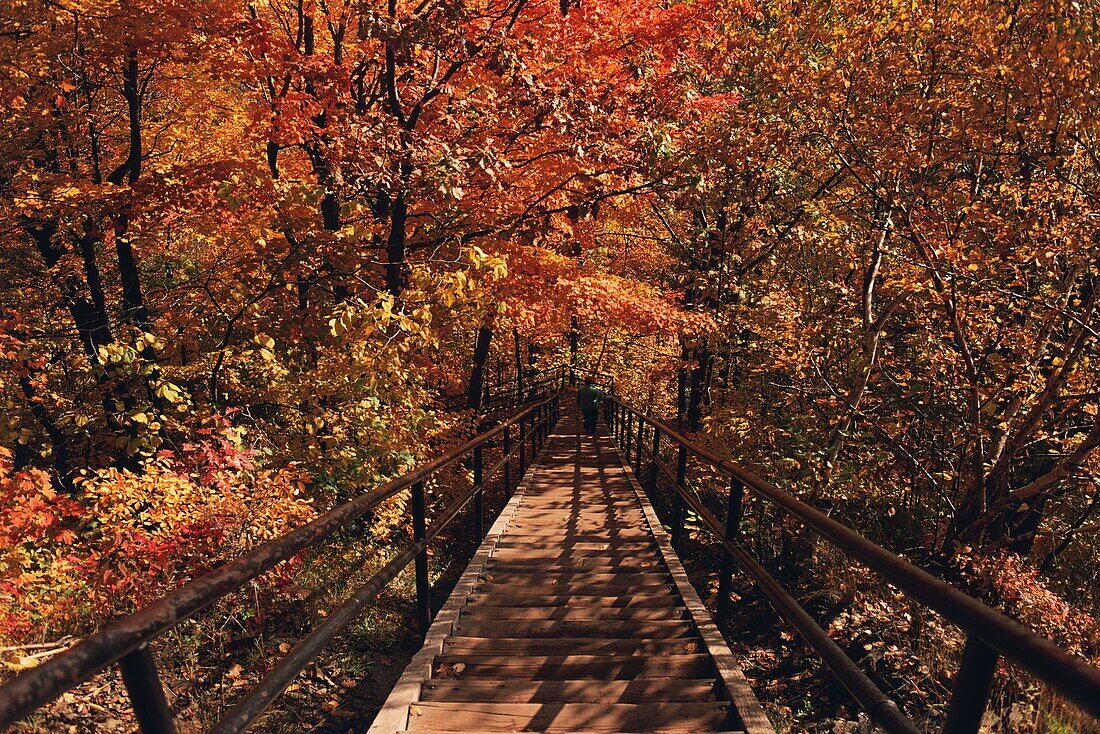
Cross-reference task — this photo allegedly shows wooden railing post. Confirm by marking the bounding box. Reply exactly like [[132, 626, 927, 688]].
[[717, 476, 745, 620], [118, 645, 176, 734], [536, 405, 543, 447], [473, 444, 484, 539], [530, 406, 538, 452], [671, 444, 688, 551], [626, 410, 633, 460], [647, 427, 661, 498], [519, 415, 527, 476], [942, 636, 999, 734], [502, 425, 513, 499], [634, 418, 645, 476], [411, 480, 431, 631]]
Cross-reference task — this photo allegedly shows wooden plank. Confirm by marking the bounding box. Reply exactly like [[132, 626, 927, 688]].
[[442, 636, 706, 656], [490, 552, 659, 561], [432, 653, 716, 680], [462, 589, 673, 607], [404, 702, 734, 732], [459, 605, 688, 622], [497, 532, 654, 540], [451, 619, 696, 639], [492, 539, 657, 550], [474, 582, 677, 597], [477, 574, 675, 587], [478, 571, 672, 585], [480, 568, 670, 579], [465, 593, 677, 607], [485, 560, 663, 573], [419, 678, 719, 703]]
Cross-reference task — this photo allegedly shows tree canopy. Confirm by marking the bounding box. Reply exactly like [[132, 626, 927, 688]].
[[2, 0, 1099, 729]]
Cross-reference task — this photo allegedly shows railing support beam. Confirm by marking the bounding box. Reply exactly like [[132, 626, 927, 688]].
[[411, 480, 431, 631], [118, 644, 176, 734], [717, 477, 744, 621], [942, 636, 999, 734], [502, 425, 512, 499], [671, 444, 688, 552], [626, 410, 633, 460], [647, 427, 661, 498], [472, 444, 484, 539], [518, 415, 527, 476]]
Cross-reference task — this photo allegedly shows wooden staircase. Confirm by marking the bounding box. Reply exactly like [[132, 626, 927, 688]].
[[369, 413, 773, 733]]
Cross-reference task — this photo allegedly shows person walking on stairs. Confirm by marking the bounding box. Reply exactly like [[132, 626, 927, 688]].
[[577, 378, 609, 435]]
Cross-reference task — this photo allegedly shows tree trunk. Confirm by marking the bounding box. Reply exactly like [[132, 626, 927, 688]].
[[569, 315, 579, 368], [468, 321, 494, 409], [514, 328, 524, 392], [386, 192, 408, 296], [686, 346, 709, 431], [27, 220, 113, 359], [19, 375, 73, 490]]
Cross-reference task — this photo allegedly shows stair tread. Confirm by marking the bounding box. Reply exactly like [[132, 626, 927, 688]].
[[452, 620, 695, 638], [442, 636, 707, 655], [419, 678, 720, 703], [432, 653, 716, 680], [466, 594, 678, 607], [459, 606, 688, 621], [404, 701, 734, 732]]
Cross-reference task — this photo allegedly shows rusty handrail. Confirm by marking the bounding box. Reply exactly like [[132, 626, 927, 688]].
[[0, 394, 562, 732], [607, 397, 1100, 732]]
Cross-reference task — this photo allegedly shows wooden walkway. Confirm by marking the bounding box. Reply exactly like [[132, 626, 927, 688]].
[[370, 412, 772, 733]]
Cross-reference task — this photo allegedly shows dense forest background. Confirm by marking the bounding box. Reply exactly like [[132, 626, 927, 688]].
[[2, 0, 1099, 730]]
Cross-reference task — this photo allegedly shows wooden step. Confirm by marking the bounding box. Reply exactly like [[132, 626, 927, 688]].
[[473, 581, 677, 596], [485, 560, 663, 573], [511, 515, 643, 520], [493, 540, 656, 550], [459, 606, 688, 621], [466, 593, 676, 608], [451, 619, 696, 639], [419, 678, 719, 703], [503, 521, 642, 528], [479, 566, 670, 579], [432, 653, 716, 680], [508, 518, 646, 526], [442, 636, 706, 656], [500, 531, 653, 541], [404, 701, 734, 732], [479, 572, 671, 587], [491, 549, 655, 560], [513, 507, 643, 511], [517, 503, 641, 507]]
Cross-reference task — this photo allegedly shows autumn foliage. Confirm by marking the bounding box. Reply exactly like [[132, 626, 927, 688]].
[[2, 0, 1100, 729]]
